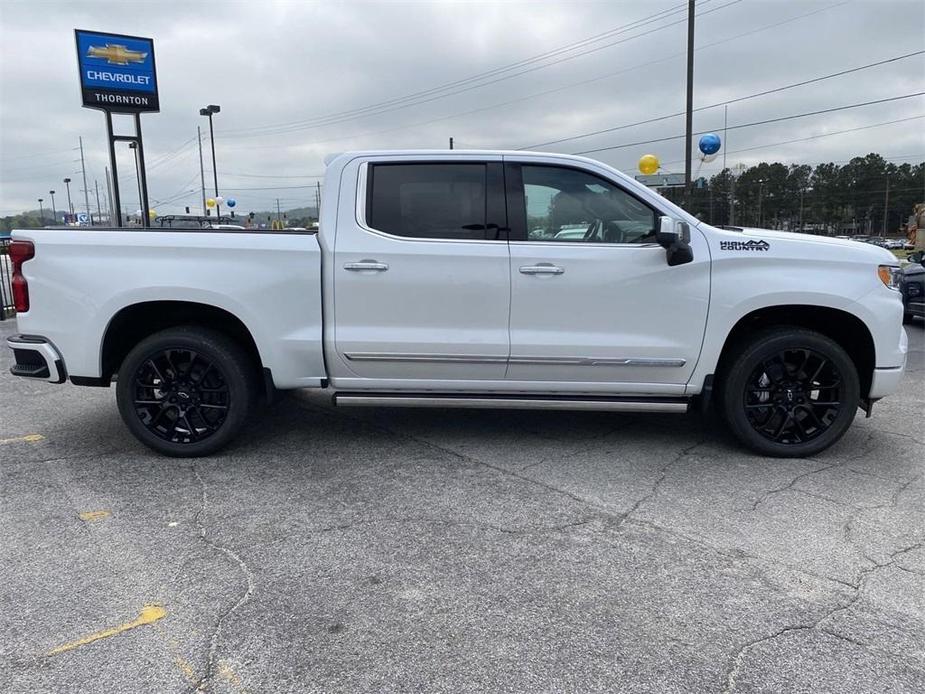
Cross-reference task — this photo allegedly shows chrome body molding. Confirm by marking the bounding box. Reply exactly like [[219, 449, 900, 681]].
[[344, 352, 507, 364], [344, 352, 686, 367]]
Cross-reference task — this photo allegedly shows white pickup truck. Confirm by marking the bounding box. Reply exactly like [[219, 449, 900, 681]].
[[5, 150, 907, 458]]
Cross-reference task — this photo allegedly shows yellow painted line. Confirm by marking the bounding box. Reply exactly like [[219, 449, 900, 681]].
[[47, 604, 166, 656], [78, 510, 111, 523], [0, 433, 45, 445]]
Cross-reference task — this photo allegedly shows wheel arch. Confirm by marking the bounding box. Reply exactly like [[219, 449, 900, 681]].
[[100, 300, 264, 384], [713, 304, 876, 398]]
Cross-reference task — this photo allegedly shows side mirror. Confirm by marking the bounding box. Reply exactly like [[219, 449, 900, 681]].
[[656, 216, 693, 266]]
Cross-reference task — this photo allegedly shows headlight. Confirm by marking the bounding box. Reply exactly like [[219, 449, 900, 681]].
[[878, 265, 902, 291]]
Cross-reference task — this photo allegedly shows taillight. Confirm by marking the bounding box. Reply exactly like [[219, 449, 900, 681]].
[[9, 240, 35, 313]]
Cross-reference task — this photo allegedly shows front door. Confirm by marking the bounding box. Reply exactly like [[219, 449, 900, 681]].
[[504, 161, 709, 394], [334, 158, 511, 383]]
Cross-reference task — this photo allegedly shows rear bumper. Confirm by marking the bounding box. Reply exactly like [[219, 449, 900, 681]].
[[6, 334, 66, 383]]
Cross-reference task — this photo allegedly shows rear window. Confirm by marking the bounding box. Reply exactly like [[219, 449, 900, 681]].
[[367, 163, 487, 240]]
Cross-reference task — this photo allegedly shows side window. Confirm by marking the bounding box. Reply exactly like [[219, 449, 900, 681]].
[[521, 165, 658, 244], [367, 163, 488, 240]]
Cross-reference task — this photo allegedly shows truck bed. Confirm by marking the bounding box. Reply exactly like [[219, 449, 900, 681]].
[[11, 227, 326, 388]]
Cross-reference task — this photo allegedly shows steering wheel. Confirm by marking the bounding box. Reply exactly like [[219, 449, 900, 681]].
[[582, 218, 604, 242]]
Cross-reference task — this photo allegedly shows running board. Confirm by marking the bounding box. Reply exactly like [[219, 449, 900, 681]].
[[333, 392, 689, 413]]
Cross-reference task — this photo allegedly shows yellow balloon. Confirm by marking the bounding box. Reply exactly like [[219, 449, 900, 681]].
[[148, 209, 157, 219], [206, 198, 216, 208], [638, 154, 659, 175]]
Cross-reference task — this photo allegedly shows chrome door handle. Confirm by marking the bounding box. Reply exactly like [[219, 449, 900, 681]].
[[519, 264, 564, 275], [344, 261, 389, 272]]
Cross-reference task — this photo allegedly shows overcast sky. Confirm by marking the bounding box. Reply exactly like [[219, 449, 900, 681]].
[[1, 0, 923, 217]]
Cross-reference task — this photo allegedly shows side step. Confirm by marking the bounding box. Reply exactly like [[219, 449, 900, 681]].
[[333, 392, 689, 413]]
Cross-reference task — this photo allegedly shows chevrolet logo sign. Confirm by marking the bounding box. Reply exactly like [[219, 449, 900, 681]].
[[87, 44, 148, 65]]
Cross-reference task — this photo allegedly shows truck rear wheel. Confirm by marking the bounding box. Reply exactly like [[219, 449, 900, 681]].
[[116, 327, 257, 457], [720, 328, 859, 457]]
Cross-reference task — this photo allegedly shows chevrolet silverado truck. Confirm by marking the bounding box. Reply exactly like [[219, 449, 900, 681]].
[[5, 150, 907, 457]]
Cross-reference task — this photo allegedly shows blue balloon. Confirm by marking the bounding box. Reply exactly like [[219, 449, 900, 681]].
[[226, 198, 236, 208], [699, 133, 721, 155]]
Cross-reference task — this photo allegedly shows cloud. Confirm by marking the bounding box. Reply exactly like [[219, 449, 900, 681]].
[[1, 0, 923, 216]]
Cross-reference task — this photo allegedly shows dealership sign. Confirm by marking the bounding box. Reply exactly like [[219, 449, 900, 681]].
[[75, 30, 158, 112]]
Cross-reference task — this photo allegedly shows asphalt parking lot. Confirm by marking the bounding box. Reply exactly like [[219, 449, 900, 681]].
[[1, 319, 923, 694]]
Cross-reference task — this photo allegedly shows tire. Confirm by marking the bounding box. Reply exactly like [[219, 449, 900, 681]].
[[116, 326, 257, 457], [719, 328, 859, 458]]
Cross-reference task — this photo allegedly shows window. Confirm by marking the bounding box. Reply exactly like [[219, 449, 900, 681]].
[[367, 163, 489, 240], [520, 165, 658, 244]]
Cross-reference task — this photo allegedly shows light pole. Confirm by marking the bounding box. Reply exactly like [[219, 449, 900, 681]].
[[128, 142, 144, 222], [63, 177, 74, 217], [38, 198, 45, 225], [49, 190, 57, 224], [199, 104, 221, 218]]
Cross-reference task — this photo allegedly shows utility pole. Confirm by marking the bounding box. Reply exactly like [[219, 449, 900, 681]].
[[79, 137, 91, 224], [197, 125, 207, 217], [94, 180, 103, 225], [105, 166, 115, 225], [316, 181, 321, 219], [37, 198, 45, 225], [722, 104, 728, 171], [882, 174, 890, 236], [49, 189, 57, 224], [799, 187, 805, 233], [683, 0, 696, 208], [276, 198, 282, 226], [449, 137, 454, 150]]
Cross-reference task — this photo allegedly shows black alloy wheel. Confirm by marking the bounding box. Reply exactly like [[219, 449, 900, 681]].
[[132, 348, 230, 444], [721, 328, 859, 457], [116, 327, 256, 457], [743, 348, 843, 445]]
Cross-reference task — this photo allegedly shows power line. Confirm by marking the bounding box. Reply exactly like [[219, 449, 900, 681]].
[[219, 2, 697, 137], [218, 0, 855, 154], [655, 115, 925, 169], [221, 0, 746, 139], [571, 93, 925, 155], [523, 49, 924, 150]]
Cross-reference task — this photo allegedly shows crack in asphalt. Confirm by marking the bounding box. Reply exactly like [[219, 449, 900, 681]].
[[723, 479, 925, 692], [843, 473, 922, 570], [615, 439, 705, 526], [749, 430, 881, 512], [186, 465, 256, 694]]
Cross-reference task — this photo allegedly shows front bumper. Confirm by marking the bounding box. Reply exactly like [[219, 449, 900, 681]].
[[868, 327, 907, 399], [6, 334, 66, 383]]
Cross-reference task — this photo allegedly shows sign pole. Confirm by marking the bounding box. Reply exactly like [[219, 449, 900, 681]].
[[134, 113, 151, 228], [105, 112, 123, 228]]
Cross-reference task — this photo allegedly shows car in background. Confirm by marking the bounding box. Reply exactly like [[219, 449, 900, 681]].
[[884, 238, 906, 250], [901, 251, 924, 324]]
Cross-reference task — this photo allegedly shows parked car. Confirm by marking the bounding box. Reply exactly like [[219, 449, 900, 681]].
[[5, 150, 907, 458], [901, 251, 924, 324]]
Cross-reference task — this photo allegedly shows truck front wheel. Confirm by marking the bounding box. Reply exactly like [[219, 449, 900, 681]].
[[720, 328, 859, 457], [116, 327, 257, 457]]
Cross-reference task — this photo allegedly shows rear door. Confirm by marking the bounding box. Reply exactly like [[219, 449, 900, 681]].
[[333, 156, 511, 382], [504, 159, 710, 394]]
